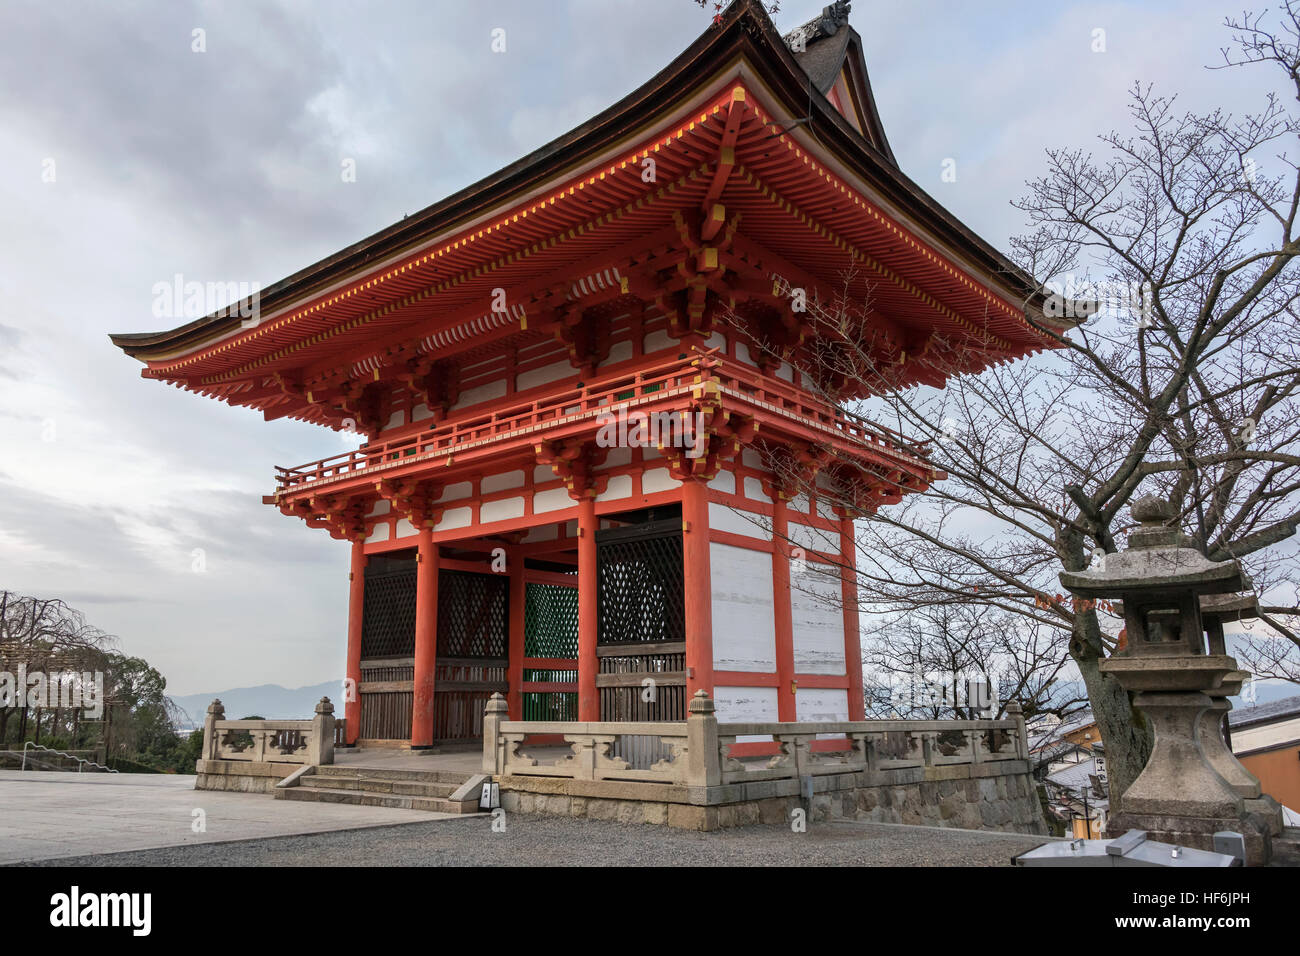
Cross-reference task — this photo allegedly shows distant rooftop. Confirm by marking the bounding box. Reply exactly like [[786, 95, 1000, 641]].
[[1229, 693, 1300, 729]]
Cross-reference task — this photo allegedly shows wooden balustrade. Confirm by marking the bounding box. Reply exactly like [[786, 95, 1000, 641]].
[[273, 353, 927, 494], [481, 692, 1028, 789]]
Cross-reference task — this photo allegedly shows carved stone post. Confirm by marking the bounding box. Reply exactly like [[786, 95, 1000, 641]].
[[685, 690, 720, 788], [482, 692, 508, 774], [1005, 701, 1029, 760], [202, 699, 224, 763], [308, 697, 336, 765]]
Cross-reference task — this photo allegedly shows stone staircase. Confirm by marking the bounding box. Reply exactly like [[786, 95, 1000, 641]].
[[273, 765, 482, 814]]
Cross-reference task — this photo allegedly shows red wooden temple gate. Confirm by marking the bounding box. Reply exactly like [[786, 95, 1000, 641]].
[[112, 2, 1061, 749]]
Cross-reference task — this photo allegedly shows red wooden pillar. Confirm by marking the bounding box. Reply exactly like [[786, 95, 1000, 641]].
[[771, 498, 796, 721], [577, 497, 599, 720], [411, 529, 439, 747], [682, 478, 713, 700], [840, 514, 865, 720], [344, 540, 366, 745], [507, 548, 526, 720]]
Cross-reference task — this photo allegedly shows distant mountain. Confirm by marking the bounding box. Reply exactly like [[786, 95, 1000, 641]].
[[169, 681, 340, 730], [1230, 679, 1300, 712]]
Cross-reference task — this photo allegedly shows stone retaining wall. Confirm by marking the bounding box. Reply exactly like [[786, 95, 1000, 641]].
[[498, 759, 1047, 833]]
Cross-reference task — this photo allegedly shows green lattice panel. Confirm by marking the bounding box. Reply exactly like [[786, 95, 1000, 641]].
[[524, 583, 579, 658]]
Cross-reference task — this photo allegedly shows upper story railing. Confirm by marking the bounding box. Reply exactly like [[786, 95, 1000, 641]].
[[273, 353, 927, 494]]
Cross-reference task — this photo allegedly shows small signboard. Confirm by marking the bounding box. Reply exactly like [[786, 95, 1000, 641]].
[[478, 781, 500, 810], [1093, 753, 1108, 787]]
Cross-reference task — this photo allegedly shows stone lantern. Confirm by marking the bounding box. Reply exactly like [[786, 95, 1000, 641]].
[[1058, 495, 1281, 864]]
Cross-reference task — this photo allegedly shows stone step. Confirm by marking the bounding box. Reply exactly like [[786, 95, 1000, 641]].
[[274, 785, 479, 814], [312, 765, 473, 786], [303, 774, 459, 798]]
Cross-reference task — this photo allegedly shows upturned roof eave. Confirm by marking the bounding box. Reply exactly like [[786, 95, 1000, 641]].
[[110, 0, 1049, 364]]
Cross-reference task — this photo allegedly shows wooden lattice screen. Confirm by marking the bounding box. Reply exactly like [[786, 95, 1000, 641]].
[[360, 558, 417, 660], [595, 517, 687, 721], [595, 517, 685, 645], [433, 569, 509, 742]]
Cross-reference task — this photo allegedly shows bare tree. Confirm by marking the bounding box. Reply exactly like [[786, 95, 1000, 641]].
[[863, 603, 1087, 721], [0, 590, 114, 747], [728, 3, 1300, 803]]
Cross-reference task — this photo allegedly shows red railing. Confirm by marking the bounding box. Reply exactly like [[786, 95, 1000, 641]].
[[273, 353, 925, 494]]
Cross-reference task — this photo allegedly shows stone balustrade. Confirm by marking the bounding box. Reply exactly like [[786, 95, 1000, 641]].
[[482, 691, 1029, 790], [201, 697, 336, 767]]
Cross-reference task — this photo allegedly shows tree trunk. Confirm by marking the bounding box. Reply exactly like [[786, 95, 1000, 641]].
[[1070, 611, 1151, 809]]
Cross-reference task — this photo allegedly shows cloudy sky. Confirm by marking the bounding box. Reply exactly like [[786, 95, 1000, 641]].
[[0, 0, 1280, 697]]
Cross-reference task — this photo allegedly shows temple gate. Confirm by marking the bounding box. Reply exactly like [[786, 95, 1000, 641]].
[[112, 1, 1063, 751]]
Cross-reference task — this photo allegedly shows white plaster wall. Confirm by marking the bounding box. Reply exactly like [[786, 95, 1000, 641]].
[[796, 687, 849, 723], [367, 500, 391, 518], [597, 474, 633, 501], [366, 523, 391, 543], [597, 447, 633, 469], [708, 469, 735, 493], [791, 568, 846, 675], [641, 467, 681, 494], [707, 501, 770, 541], [710, 542, 776, 673], [439, 481, 473, 502], [480, 496, 525, 524], [743, 476, 771, 502], [788, 520, 838, 554], [451, 379, 507, 410], [644, 329, 675, 353], [713, 685, 779, 742], [533, 487, 574, 514], [394, 518, 416, 538], [605, 340, 633, 364], [482, 470, 524, 493], [517, 359, 572, 392], [435, 507, 472, 532]]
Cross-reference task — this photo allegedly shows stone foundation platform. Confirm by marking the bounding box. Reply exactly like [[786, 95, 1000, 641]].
[[499, 759, 1047, 833]]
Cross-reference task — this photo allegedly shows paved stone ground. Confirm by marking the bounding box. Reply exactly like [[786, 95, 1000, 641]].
[[0, 769, 469, 864], [22, 815, 1053, 867]]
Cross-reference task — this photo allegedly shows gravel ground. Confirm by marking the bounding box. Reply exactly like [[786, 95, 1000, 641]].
[[22, 815, 1052, 867]]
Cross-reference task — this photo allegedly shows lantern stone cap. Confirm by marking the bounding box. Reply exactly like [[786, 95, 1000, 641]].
[[1060, 495, 1245, 598], [1099, 653, 1240, 692]]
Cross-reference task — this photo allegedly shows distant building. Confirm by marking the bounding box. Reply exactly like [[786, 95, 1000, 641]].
[[1230, 694, 1300, 812], [1028, 710, 1108, 836]]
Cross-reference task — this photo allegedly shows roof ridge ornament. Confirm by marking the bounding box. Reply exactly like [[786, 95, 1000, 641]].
[[783, 1, 852, 52]]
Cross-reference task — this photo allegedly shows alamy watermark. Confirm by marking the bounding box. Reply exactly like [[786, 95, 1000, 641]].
[[595, 406, 707, 458], [0, 665, 104, 718], [152, 273, 262, 328], [1041, 275, 1154, 326]]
